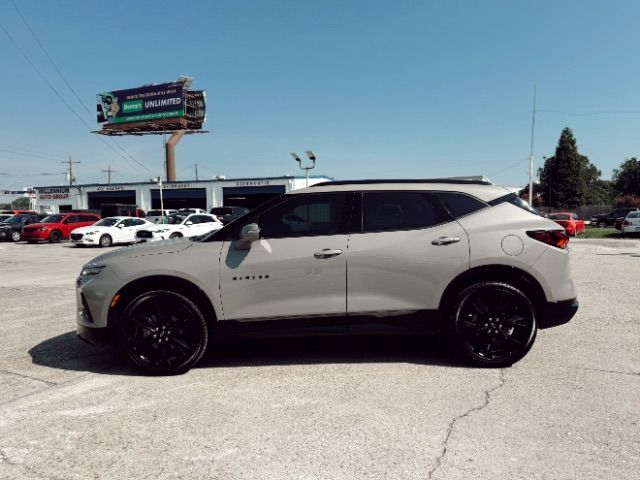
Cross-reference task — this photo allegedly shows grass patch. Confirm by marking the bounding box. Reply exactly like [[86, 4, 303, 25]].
[[581, 227, 624, 239]]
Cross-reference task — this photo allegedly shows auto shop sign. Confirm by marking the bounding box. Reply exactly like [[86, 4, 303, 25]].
[[38, 187, 70, 200]]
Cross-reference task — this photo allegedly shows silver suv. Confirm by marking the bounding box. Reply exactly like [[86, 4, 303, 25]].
[[76, 179, 578, 374]]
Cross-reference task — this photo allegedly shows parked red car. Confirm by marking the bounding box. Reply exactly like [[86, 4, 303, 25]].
[[21, 212, 101, 243], [549, 212, 585, 236]]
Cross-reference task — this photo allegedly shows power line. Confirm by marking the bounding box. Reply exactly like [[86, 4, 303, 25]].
[[0, 147, 64, 161], [8, 0, 151, 172], [538, 109, 640, 117], [0, 17, 154, 176]]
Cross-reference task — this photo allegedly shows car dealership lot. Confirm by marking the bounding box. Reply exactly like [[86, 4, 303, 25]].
[[0, 240, 638, 479]]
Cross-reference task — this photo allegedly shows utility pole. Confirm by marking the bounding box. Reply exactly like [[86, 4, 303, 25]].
[[195, 163, 199, 181], [529, 86, 537, 206], [101, 164, 117, 185], [61, 156, 80, 186]]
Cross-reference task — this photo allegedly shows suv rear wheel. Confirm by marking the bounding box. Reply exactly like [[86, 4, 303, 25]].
[[117, 290, 208, 375], [447, 281, 537, 367]]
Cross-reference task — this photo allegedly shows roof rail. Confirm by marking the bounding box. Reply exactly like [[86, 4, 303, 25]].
[[312, 178, 493, 187]]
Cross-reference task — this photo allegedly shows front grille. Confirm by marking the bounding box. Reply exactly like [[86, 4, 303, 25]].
[[136, 230, 153, 238], [71, 233, 83, 240], [23, 227, 37, 233]]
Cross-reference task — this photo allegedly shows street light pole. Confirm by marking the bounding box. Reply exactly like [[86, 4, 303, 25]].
[[290, 151, 316, 187]]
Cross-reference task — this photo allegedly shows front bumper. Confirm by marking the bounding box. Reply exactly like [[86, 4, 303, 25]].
[[538, 297, 578, 329], [77, 324, 112, 345], [71, 236, 98, 245], [21, 230, 50, 240]]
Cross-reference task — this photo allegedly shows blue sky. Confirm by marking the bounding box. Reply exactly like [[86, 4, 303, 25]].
[[1, 0, 640, 195]]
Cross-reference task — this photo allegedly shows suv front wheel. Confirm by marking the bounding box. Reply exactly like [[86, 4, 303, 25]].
[[117, 290, 209, 375], [447, 281, 537, 367]]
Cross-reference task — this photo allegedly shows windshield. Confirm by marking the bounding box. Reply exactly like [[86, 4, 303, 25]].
[[40, 215, 65, 223], [166, 214, 188, 224], [0, 215, 12, 222], [2, 214, 29, 223], [550, 214, 569, 220], [94, 218, 120, 227]]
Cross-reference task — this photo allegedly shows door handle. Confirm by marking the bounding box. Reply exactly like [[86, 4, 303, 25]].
[[431, 236, 461, 246], [314, 248, 343, 259]]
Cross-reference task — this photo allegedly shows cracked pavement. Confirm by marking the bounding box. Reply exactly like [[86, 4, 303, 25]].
[[1, 240, 639, 479]]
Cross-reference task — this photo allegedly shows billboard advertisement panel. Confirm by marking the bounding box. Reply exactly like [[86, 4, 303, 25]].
[[97, 82, 184, 124]]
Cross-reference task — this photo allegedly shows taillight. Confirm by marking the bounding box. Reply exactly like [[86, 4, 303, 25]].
[[623, 220, 631, 226], [526, 230, 569, 249]]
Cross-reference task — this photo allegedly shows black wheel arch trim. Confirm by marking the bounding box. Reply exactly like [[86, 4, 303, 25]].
[[107, 275, 218, 340], [439, 265, 547, 319]]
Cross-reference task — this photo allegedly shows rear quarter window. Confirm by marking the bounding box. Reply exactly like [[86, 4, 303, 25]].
[[433, 192, 487, 219]]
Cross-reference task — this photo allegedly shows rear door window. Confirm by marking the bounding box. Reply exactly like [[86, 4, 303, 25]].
[[362, 192, 451, 233]]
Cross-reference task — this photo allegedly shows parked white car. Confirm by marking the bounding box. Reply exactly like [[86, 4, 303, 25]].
[[135, 213, 223, 243], [621, 210, 640, 235], [71, 217, 154, 247], [77, 179, 578, 374], [146, 209, 177, 224]]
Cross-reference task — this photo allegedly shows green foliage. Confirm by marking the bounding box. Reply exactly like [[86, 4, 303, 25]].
[[0, 197, 31, 210], [537, 128, 608, 207], [612, 157, 640, 196]]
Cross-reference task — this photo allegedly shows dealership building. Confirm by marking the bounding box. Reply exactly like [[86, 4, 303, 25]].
[[33, 175, 332, 214]]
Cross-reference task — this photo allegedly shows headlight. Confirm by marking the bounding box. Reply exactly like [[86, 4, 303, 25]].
[[154, 228, 170, 233], [39, 226, 48, 231], [84, 231, 97, 235], [77, 263, 105, 287]]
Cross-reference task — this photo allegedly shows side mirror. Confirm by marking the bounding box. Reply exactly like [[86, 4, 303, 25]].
[[235, 223, 260, 250]]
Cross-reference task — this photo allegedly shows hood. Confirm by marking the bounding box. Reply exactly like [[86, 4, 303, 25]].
[[72, 225, 107, 234], [88, 237, 193, 265]]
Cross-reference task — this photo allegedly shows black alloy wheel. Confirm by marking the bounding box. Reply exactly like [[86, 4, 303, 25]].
[[10, 230, 20, 242], [99, 234, 112, 248], [448, 281, 537, 367], [597, 221, 606, 228], [118, 290, 209, 375], [49, 231, 62, 243]]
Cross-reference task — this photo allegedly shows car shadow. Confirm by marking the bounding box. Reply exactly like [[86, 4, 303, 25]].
[[29, 331, 466, 376]]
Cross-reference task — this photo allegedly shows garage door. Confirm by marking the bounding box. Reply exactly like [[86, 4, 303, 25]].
[[151, 188, 207, 210], [88, 190, 136, 209]]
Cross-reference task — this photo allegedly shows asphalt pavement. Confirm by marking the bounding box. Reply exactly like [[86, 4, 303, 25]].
[[0, 238, 638, 480]]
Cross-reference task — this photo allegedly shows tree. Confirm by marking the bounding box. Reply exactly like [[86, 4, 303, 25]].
[[612, 157, 640, 197], [537, 128, 605, 208], [0, 197, 31, 210]]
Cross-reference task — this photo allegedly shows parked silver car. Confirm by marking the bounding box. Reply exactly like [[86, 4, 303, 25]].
[[77, 179, 578, 374]]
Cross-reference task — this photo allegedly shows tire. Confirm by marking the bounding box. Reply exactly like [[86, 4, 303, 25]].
[[49, 231, 62, 243], [117, 290, 209, 375], [169, 232, 183, 239], [10, 230, 20, 242], [597, 221, 605, 228], [447, 281, 537, 367], [99, 234, 112, 248]]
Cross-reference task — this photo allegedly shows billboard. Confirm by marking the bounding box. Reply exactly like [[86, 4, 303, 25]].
[[97, 82, 184, 125]]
